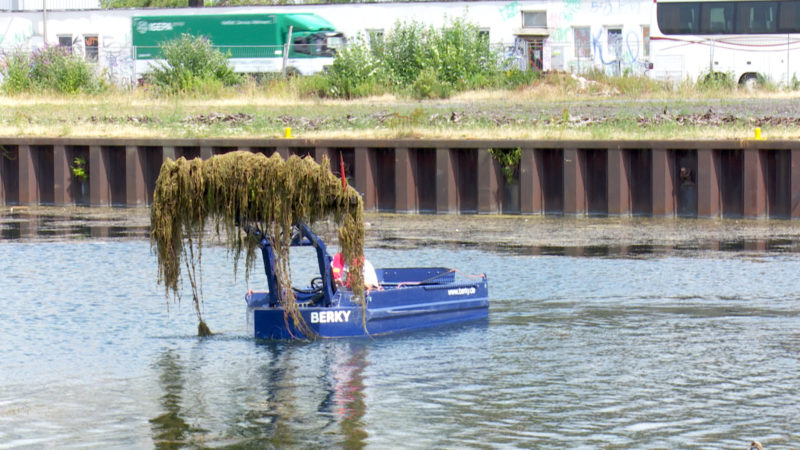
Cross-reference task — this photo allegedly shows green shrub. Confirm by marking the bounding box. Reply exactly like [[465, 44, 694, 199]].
[[144, 34, 241, 95], [0, 52, 35, 93], [1, 46, 106, 94], [697, 70, 734, 91], [324, 34, 385, 98], [381, 20, 430, 88], [293, 73, 333, 98], [492, 68, 540, 89], [411, 67, 451, 99], [324, 17, 503, 99], [431, 17, 499, 90]]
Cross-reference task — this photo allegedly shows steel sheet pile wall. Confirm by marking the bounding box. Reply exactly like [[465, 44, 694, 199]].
[[1, 138, 799, 219]]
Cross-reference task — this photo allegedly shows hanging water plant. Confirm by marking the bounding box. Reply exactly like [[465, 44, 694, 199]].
[[150, 151, 364, 337]]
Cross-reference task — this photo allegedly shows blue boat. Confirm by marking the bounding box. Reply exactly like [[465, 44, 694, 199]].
[[245, 223, 489, 339]]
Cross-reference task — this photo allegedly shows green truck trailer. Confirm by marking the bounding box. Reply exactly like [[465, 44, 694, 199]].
[[132, 13, 345, 77]]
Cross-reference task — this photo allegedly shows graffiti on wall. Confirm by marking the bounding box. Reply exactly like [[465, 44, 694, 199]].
[[588, 28, 650, 75], [498, 0, 522, 22], [101, 34, 134, 86], [0, 19, 35, 49]]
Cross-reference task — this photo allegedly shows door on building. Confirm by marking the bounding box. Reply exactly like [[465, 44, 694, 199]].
[[528, 38, 544, 71]]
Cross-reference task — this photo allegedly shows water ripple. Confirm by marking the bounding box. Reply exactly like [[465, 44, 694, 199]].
[[1, 241, 799, 447]]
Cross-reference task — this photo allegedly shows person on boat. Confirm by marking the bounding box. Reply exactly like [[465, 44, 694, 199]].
[[332, 252, 382, 291]]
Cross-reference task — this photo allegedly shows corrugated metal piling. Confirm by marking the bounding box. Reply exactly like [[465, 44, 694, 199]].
[[2, 138, 799, 218]]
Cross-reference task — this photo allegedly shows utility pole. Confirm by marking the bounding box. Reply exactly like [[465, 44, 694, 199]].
[[42, 0, 48, 46]]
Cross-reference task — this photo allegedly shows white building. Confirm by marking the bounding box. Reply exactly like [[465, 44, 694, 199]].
[[1, 0, 99, 11]]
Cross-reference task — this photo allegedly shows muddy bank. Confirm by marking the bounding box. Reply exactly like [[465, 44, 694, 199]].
[[4, 206, 800, 254]]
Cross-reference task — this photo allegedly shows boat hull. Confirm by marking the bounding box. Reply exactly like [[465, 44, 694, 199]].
[[247, 279, 489, 339]]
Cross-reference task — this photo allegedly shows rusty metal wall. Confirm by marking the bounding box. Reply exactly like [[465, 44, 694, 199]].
[[2, 137, 800, 219]]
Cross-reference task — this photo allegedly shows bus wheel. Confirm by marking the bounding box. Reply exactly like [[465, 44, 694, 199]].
[[739, 73, 759, 91]]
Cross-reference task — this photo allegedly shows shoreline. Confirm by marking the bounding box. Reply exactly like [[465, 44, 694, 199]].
[[3, 206, 800, 253]]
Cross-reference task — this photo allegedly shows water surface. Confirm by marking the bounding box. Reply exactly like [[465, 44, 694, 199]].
[[0, 216, 798, 448]]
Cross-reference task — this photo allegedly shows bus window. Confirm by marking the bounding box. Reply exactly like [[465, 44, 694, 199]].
[[657, 2, 700, 34], [778, 0, 800, 32], [736, 1, 778, 33], [700, 2, 734, 33]]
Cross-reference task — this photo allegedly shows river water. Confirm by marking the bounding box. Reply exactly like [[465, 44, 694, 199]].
[[1, 211, 798, 448]]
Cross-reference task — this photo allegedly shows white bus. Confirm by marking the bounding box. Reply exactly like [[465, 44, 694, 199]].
[[650, 0, 800, 86]]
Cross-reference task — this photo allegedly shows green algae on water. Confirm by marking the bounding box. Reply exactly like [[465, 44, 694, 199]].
[[150, 151, 364, 337]]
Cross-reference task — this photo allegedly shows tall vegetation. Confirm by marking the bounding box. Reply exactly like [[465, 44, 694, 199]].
[[322, 17, 513, 99], [143, 34, 241, 95], [150, 151, 365, 337], [0, 46, 107, 94]]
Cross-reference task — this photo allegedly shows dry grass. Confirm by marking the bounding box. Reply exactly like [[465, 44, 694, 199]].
[[2, 74, 799, 140]]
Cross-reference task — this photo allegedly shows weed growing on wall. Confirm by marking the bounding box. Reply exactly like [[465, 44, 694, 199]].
[[71, 157, 88, 181], [488, 148, 521, 184], [144, 34, 241, 95], [0, 46, 107, 94]]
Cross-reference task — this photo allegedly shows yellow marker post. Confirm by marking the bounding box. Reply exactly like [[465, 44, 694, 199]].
[[754, 127, 762, 140], [284, 127, 292, 138]]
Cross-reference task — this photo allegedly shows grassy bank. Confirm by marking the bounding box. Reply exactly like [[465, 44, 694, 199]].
[[2, 72, 799, 141]]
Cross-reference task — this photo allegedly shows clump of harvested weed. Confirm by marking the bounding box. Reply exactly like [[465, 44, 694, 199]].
[[150, 151, 364, 337]]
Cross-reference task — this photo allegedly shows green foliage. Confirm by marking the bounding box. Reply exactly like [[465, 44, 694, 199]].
[[150, 151, 365, 337], [381, 20, 430, 88], [289, 73, 329, 97], [144, 34, 241, 95], [323, 34, 384, 98], [1, 46, 107, 94], [431, 17, 497, 89], [791, 74, 800, 91], [697, 70, 734, 91], [488, 148, 521, 184], [411, 67, 451, 99], [747, 73, 780, 92], [71, 157, 88, 181], [496, 68, 540, 89], [324, 17, 502, 99]]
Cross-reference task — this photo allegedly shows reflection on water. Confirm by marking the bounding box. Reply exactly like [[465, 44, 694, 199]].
[[327, 343, 368, 449], [146, 341, 370, 449], [150, 350, 207, 449], [0, 209, 149, 240]]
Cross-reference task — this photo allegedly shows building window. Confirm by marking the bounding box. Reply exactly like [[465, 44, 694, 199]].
[[84, 35, 99, 62], [642, 25, 650, 58], [58, 35, 73, 51], [573, 27, 590, 58], [607, 28, 622, 57], [522, 11, 547, 28]]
